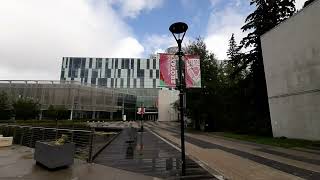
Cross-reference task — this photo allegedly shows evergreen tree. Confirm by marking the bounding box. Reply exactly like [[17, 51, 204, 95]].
[[227, 33, 239, 60], [238, 0, 296, 135], [13, 98, 40, 120]]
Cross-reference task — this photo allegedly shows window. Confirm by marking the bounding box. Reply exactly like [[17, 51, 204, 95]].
[[147, 59, 150, 69], [89, 58, 92, 68], [96, 58, 102, 68], [60, 70, 65, 79], [115, 59, 118, 69], [81, 58, 86, 69], [91, 78, 96, 84], [92, 70, 98, 78], [140, 78, 144, 88], [98, 78, 108, 86], [137, 59, 140, 69], [85, 69, 89, 78], [127, 77, 130, 88], [69, 58, 73, 69], [153, 79, 156, 88], [121, 59, 124, 69], [133, 79, 137, 88], [153, 58, 156, 69], [105, 58, 109, 69], [118, 69, 121, 78], [150, 70, 153, 78], [120, 78, 124, 88], [80, 69, 85, 78], [131, 59, 134, 69], [111, 78, 114, 88], [125, 59, 129, 69], [71, 69, 77, 78], [137, 69, 144, 78], [156, 70, 159, 78], [105, 69, 111, 78]]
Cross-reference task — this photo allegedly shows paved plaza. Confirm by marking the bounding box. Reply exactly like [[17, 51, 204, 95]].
[[0, 145, 157, 180], [1, 121, 320, 180], [145, 122, 320, 180]]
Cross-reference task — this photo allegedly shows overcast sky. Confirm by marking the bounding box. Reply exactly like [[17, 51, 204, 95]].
[[0, 0, 307, 80]]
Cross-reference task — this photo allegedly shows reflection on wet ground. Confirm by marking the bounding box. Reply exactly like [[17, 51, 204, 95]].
[[94, 127, 215, 179]]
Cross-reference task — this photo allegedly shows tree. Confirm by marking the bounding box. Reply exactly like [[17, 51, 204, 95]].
[[237, 0, 296, 135], [184, 37, 224, 130], [225, 34, 247, 81], [227, 33, 239, 60], [13, 98, 40, 120], [45, 105, 69, 120], [0, 91, 13, 120], [303, 0, 316, 8]]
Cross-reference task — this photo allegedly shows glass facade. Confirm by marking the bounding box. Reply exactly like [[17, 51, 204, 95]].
[[61, 57, 161, 109]]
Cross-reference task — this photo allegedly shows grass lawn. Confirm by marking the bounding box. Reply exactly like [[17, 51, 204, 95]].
[[209, 132, 320, 149]]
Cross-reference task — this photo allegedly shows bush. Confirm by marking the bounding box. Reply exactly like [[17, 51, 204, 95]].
[[13, 98, 40, 120], [44, 105, 69, 120], [0, 91, 13, 120]]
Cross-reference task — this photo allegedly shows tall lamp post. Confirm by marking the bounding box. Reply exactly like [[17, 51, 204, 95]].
[[169, 22, 188, 176]]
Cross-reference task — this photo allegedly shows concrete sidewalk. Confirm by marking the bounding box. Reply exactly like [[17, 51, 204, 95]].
[[0, 145, 159, 180], [146, 122, 320, 180]]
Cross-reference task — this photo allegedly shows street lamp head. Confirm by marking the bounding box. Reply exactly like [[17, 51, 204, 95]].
[[169, 22, 188, 44]]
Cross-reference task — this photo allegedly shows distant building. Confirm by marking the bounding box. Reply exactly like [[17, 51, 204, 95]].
[[61, 57, 160, 89], [60, 56, 171, 121], [166, 46, 178, 54], [0, 80, 136, 120], [261, 0, 320, 140]]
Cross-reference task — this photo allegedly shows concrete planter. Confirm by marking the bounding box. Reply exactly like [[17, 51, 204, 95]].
[[34, 141, 75, 169], [0, 135, 13, 147]]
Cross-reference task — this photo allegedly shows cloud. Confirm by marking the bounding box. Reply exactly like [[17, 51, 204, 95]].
[[295, 0, 307, 10], [0, 0, 145, 80], [205, 0, 305, 60], [142, 34, 176, 56], [205, 7, 247, 60], [142, 34, 193, 56], [109, 0, 163, 18]]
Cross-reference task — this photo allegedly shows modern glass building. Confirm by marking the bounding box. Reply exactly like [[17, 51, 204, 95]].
[[0, 80, 137, 120], [60, 57, 160, 89], [60, 57, 161, 120]]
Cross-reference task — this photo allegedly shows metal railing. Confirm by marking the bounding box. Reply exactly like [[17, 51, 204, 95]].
[[0, 124, 94, 161]]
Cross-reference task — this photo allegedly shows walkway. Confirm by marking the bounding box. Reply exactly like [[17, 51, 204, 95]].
[[146, 121, 320, 180], [94, 127, 216, 179]]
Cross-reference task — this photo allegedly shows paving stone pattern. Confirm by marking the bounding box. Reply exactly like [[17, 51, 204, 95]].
[[170, 134, 320, 180]]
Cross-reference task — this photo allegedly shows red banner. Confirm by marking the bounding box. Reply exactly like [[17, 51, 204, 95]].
[[185, 55, 201, 88], [158, 53, 201, 88], [159, 53, 177, 87]]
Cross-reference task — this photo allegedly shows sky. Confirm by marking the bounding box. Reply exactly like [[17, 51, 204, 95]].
[[0, 0, 307, 80]]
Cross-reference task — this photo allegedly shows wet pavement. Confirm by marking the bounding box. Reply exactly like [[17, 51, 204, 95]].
[[94, 127, 215, 179], [0, 145, 157, 180]]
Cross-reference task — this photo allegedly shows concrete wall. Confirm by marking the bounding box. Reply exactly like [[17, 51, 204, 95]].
[[158, 89, 179, 121], [261, 0, 320, 140]]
